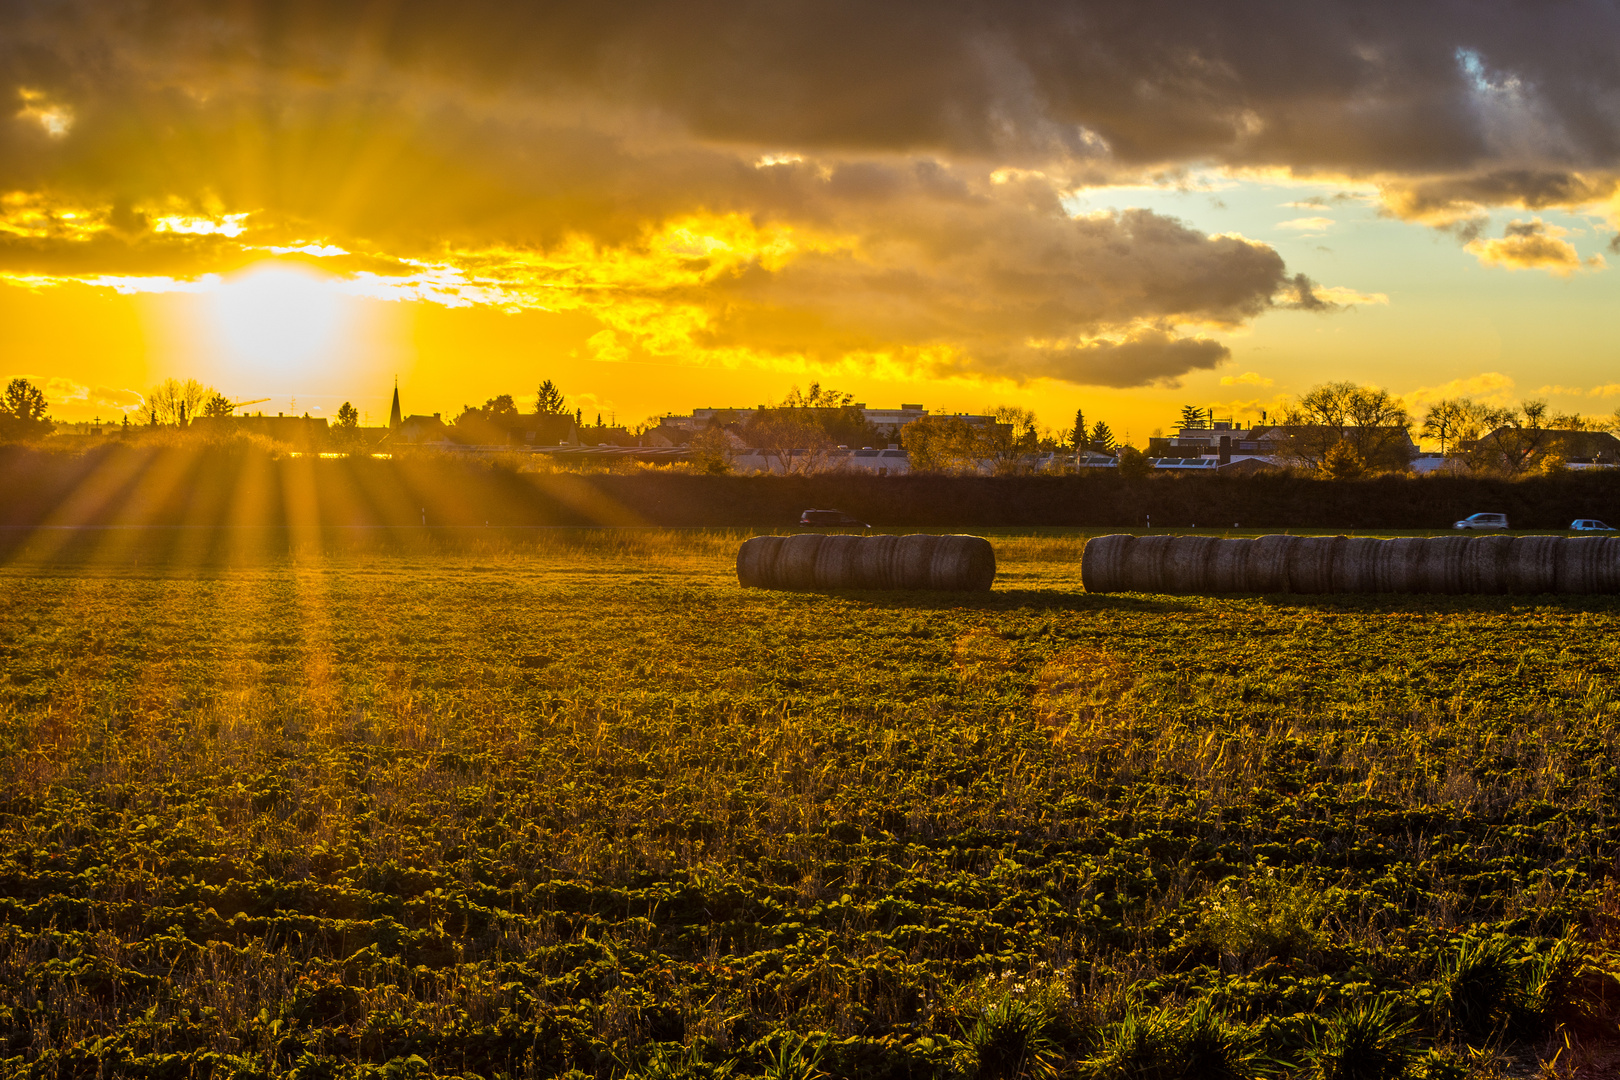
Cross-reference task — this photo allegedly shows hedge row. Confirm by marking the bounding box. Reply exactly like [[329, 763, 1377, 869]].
[[1, 445, 1617, 530]]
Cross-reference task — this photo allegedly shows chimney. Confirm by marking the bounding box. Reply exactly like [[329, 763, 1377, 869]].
[[1219, 435, 1231, 465]]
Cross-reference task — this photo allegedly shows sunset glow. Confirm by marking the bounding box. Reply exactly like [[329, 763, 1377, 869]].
[[2, 4, 1618, 435], [206, 264, 348, 381]]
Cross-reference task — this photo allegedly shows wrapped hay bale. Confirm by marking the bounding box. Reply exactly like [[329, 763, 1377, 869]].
[[1553, 536, 1609, 595], [1373, 537, 1424, 593], [1163, 536, 1219, 593], [1331, 537, 1383, 593], [892, 534, 943, 590], [1243, 534, 1298, 593], [1461, 534, 1513, 594], [854, 533, 900, 590], [775, 533, 825, 590], [1288, 535, 1343, 594], [1122, 534, 1177, 592], [929, 535, 997, 592], [1503, 535, 1560, 594], [735, 532, 996, 592], [1414, 536, 1470, 594], [812, 534, 865, 589], [1069, 531, 1619, 596], [1598, 537, 1620, 594], [736, 535, 785, 589], [1080, 534, 1134, 594], [1206, 538, 1251, 592]]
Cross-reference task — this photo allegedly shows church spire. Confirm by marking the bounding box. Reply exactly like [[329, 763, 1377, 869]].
[[389, 377, 402, 431]]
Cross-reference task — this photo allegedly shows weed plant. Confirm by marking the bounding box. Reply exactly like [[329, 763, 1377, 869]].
[[0, 530, 1617, 1077]]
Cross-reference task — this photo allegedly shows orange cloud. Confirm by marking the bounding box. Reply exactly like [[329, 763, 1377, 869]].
[[1403, 372, 1517, 409], [1465, 219, 1606, 275]]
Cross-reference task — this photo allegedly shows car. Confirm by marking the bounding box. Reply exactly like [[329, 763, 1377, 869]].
[[799, 509, 869, 529], [1454, 512, 1508, 530], [1571, 519, 1616, 532]]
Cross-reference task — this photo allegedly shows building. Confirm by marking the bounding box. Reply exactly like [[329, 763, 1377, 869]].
[[1147, 422, 1284, 468], [394, 413, 450, 444], [656, 403, 990, 438], [1462, 427, 1620, 472], [1147, 421, 1421, 471]]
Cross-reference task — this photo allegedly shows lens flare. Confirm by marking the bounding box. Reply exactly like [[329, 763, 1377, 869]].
[[206, 263, 346, 378]]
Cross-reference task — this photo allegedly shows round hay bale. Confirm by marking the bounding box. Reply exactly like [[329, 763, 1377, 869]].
[[1373, 537, 1424, 593], [1331, 537, 1382, 593], [813, 534, 865, 589], [1080, 534, 1134, 594], [1163, 536, 1219, 593], [1414, 536, 1469, 594], [892, 534, 942, 590], [1597, 537, 1620, 594], [1243, 534, 1298, 593], [930, 535, 996, 591], [1206, 538, 1251, 592], [1461, 534, 1514, 594], [854, 533, 900, 590], [1503, 535, 1560, 594], [1288, 535, 1344, 594], [1122, 534, 1177, 592], [736, 535, 784, 589], [775, 533, 825, 590], [1553, 536, 1607, 594], [736, 535, 785, 589]]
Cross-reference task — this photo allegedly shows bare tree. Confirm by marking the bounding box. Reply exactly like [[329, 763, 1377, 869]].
[[1422, 398, 1501, 456], [687, 425, 737, 474], [1465, 400, 1559, 475], [146, 378, 214, 426], [781, 383, 854, 408], [749, 410, 835, 474], [986, 405, 1039, 473], [901, 416, 984, 474], [1278, 382, 1413, 472]]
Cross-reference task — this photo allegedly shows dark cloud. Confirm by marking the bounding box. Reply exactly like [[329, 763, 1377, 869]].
[[18, 0, 1607, 385], [1274, 273, 1339, 312], [978, 332, 1230, 389], [10, 0, 1620, 171]]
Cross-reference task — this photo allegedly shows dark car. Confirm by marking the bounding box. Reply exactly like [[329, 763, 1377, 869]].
[[799, 509, 869, 529]]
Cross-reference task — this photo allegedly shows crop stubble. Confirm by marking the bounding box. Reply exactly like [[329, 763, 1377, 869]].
[[0, 529, 1617, 1076]]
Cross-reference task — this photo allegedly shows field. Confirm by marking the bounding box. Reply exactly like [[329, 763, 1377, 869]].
[[2, 528, 1619, 1079]]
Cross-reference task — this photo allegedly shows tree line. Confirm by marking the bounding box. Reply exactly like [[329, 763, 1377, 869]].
[[6, 372, 1620, 479]]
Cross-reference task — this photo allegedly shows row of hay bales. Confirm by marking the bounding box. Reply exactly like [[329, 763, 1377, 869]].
[[737, 533, 996, 591], [1081, 533, 1620, 594]]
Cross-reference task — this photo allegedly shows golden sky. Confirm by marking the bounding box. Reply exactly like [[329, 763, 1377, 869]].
[[3, 2, 1619, 439]]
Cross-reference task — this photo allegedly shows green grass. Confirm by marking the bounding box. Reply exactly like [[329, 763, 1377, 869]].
[[0, 529, 1617, 1078]]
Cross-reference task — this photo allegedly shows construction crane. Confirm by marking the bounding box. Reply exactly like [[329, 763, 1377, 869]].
[[227, 397, 271, 413]]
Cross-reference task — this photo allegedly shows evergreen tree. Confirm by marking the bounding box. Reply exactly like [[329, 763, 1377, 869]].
[[1072, 408, 1086, 450], [535, 380, 567, 415], [0, 378, 51, 440], [1091, 421, 1116, 450]]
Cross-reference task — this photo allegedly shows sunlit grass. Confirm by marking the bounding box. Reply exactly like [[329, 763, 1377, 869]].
[[0, 529, 1616, 1075]]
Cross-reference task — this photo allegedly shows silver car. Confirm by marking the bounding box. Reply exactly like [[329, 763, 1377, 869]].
[[1454, 512, 1508, 530]]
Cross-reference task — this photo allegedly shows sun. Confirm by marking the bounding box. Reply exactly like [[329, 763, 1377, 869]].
[[206, 263, 347, 378]]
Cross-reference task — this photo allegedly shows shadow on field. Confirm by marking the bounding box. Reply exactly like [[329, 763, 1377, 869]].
[[818, 587, 1620, 615]]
